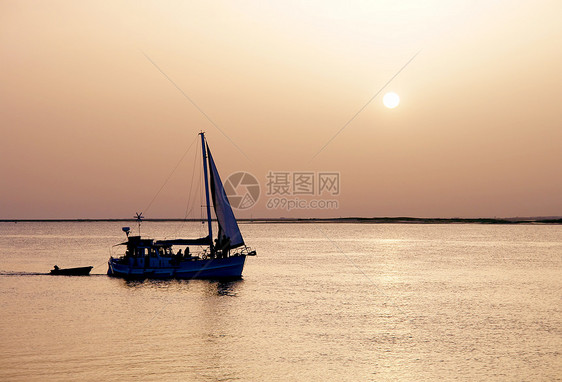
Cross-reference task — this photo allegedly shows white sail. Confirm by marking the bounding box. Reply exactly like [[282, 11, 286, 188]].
[[207, 145, 245, 249]]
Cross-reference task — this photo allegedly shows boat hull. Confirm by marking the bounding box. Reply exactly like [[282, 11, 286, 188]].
[[107, 255, 246, 280], [50, 266, 93, 276]]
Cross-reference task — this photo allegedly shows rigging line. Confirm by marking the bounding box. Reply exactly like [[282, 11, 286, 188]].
[[312, 224, 418, 329], [139, 298, 173, 329], [309, 50, 421, 162], [141, 51, 253, 163], [144, 135, 198, 215], [93, 260, 108, 269]]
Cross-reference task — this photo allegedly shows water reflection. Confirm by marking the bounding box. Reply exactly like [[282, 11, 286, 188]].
[[119, 277, 244, 296], [215, 279, 243, 297], [0, 271, 48, 276], [121, 278, 190, 290]]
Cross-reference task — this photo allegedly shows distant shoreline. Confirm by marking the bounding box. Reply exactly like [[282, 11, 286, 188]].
[[1, 217, 561, 224]]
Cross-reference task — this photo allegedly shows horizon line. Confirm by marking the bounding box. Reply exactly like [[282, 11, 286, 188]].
[[1, 216, 561, 224]]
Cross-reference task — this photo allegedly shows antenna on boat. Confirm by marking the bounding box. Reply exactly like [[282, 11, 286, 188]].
[[134, 212, 144, 236]]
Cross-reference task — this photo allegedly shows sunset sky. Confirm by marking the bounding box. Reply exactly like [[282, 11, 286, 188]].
[[1, 0, 561, 219]]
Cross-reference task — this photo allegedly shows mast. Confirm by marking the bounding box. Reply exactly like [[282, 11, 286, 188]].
[[200, 132, 214, 253]]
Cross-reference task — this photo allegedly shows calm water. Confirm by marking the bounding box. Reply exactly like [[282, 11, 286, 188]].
[[0, 222, 560, 381]]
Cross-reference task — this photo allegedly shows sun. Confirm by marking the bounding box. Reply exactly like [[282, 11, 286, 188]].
[[383, 92, 400, 108]]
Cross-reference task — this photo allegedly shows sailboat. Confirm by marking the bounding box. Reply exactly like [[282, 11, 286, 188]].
[[107, 132, 256, 279]]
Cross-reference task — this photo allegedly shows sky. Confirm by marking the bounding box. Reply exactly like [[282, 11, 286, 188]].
[[1, 0, 561, 219]]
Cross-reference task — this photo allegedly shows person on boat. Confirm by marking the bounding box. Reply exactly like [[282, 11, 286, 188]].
[[53, 265, 59, 271], [214, 237, 222, 258], [184, 247, 190, 258], [213, 237, 221, 258], [177, 249, 182, 257], [215, 234, 230, 258]]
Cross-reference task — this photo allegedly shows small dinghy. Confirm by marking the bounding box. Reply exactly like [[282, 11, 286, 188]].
[[50, 265, 93, 276]]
